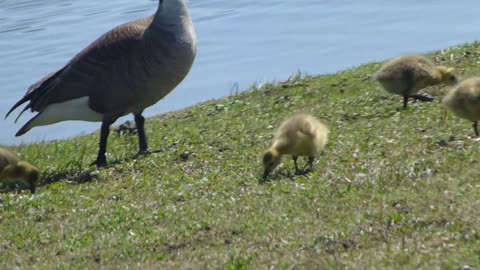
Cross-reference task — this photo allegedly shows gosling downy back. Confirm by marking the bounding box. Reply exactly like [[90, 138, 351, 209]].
[[273, 113, 330, 157], [443, 77, 480, 121], [263, 113, 329, 178], [0, 147, 20, 170], [443, 77, 480, 136], [6, 0, 197, 167], [0, 147, 39, 193], [374, 55, 457, 108], [374, 55, 456, 95]]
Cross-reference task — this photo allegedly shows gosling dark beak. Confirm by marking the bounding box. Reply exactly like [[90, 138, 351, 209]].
[[262, 169, 270, 179]]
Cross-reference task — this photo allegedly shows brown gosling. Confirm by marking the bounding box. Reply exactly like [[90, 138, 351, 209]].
[[374, 55, 457, 109], [262, 113, 329, 178], [0, 148, 39, 193], [442, 77, 480, 139]]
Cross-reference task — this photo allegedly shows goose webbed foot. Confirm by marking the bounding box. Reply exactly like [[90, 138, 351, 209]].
[[90, 156, 108, 168]]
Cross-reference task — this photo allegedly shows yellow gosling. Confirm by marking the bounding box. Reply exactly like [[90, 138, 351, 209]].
[[374, 55, 457, 108], [0, 148, 39, 193], [262, 113, 329, 178], [442, 77, 480, 139]]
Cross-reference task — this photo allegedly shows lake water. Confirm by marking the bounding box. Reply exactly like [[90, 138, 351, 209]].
[[1, 0, 479, 145]]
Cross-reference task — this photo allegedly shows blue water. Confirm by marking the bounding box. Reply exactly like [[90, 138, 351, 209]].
[[1, 0, 479, 145]]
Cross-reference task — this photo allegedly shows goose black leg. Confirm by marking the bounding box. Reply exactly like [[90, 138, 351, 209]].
[[402, 70, 415, 109], [134, 113, 150, 155], [92, 118, 115, 168]]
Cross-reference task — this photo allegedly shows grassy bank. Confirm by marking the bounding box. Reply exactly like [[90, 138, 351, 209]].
[[2, 42, 480, 269]]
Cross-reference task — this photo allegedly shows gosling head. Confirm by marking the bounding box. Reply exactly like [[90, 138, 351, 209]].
[[437, 66, 458, 85], [2, 161, 40, 194], [262, 148, 282, 179]]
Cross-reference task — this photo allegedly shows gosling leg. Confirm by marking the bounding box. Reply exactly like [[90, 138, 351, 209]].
[[401, 70, 415, 109], [473, 121, 479, 137], [307, 156, 315, 172], [292, 156, 300, 175]]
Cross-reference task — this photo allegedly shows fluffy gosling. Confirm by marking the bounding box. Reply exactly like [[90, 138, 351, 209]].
[[262, 113, 329, 178], [374, 55, 457, 108], [442, 77, 480, 138], [0, 148, 39, 193]]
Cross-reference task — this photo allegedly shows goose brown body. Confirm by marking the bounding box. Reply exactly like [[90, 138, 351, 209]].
[[6, 0, 197, 167]]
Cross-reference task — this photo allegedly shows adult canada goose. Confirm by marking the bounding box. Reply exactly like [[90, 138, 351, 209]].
[[374, 55, 457, 108], [0, 147, 39, 194], [6, 0, 197, 167], [442, 77, 480, 138], [262, 113, 329, 178]]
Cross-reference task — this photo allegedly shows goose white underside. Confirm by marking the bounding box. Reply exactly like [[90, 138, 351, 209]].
[[27, 96, 103, 130]]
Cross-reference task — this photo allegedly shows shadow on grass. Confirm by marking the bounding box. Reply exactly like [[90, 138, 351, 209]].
[[90, 146, 169, 170], [258, 170, 312, 184], [0, 148, 170, 194], [41, 170, 97, 186], [47, 147, 169, 181], [0, 169, 98, 194], [257, 169, 282, 184]]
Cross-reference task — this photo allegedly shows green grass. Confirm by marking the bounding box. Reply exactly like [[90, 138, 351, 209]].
[[2, 42, 480, 269]]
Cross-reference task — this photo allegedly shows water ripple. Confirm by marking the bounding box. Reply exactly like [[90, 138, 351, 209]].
[[1, 0, 480, 144]]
